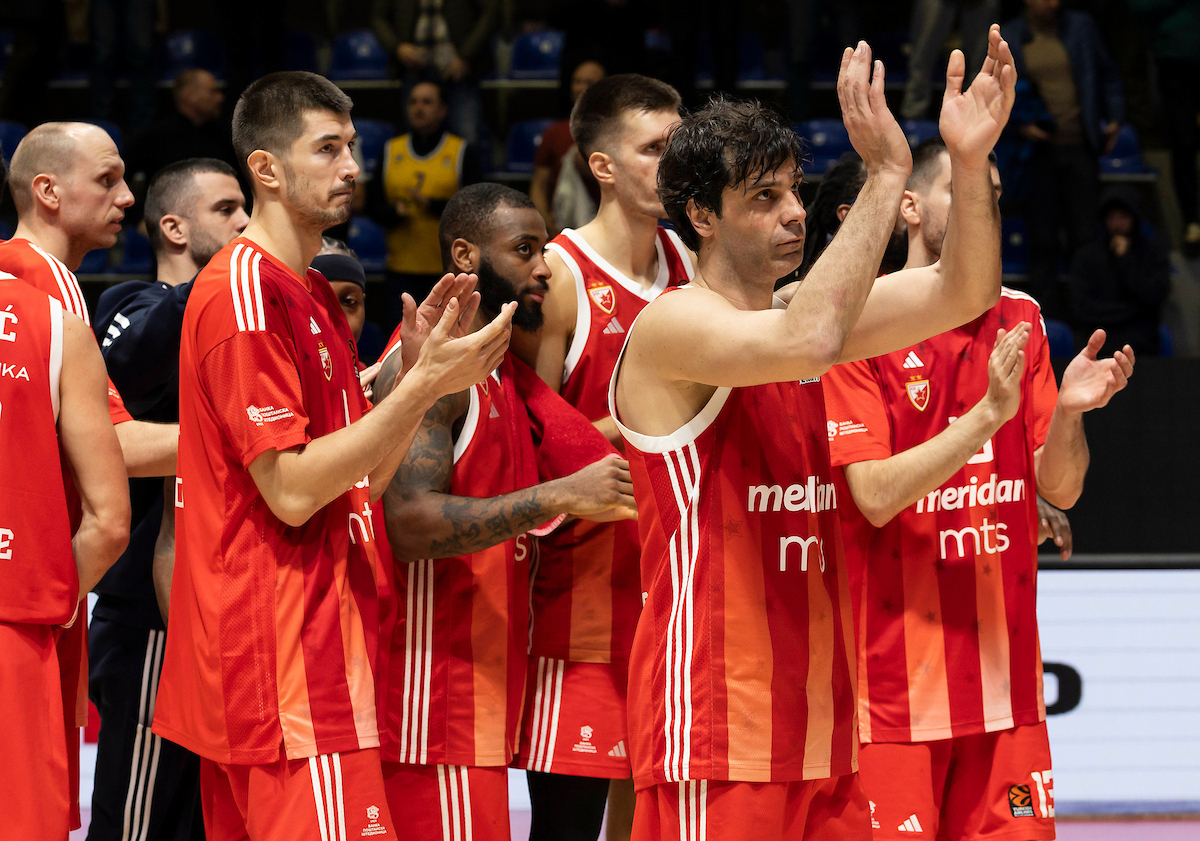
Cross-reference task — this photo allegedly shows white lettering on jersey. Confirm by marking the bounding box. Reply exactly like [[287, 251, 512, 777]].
[[778, 535, 826, 573], [348, 501, 375, 545], [245, 404, 295, 426], [0, 363, 30, 381], [938, 520, 1011, 559], [747, 476, 837, 513], [0, 306, 17, 342], [915, 473, 1025, 514], [0, 527, 12, 560]]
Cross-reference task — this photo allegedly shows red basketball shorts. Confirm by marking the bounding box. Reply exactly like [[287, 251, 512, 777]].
[[514, 657, 630, 778], [201, 747, 395, 841], [858, 721, 1056, 841], [0, 622, 71, 841], [382, 762, 509, 841], [632, 775, 872, 841]]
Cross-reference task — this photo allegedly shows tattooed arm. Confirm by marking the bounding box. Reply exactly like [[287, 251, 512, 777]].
[[382, 390, 637, 563]]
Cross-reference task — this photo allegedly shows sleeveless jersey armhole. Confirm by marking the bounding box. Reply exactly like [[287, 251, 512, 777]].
[[546, 239, 591, 386], [48, 296, 64, 422]]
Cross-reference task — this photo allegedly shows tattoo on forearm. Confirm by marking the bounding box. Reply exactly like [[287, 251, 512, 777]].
[[428, 490, 553, 557]]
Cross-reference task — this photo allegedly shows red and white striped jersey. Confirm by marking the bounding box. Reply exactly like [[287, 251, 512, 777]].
[[0, 278, 77, 625], [529, 227, 692, 665], [154, 237, 382, 765], [822, 288, 1058, 743], [610, 300, 859, 789], [380, 373, 532, 768]]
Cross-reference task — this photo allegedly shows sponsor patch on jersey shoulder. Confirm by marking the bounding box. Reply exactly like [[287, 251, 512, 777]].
[[246, 405, 295, 426], [828, 419, 869, 439], [906, 378, 930, 411], [588, 284, 615, 314]]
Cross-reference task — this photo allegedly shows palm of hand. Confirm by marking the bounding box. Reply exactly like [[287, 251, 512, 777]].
[[940, 72, 1006, 159], [1060, 355, 1120, 413]]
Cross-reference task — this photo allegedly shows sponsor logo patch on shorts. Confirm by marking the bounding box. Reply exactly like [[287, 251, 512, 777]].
[[1008, 784, 1035, 817]]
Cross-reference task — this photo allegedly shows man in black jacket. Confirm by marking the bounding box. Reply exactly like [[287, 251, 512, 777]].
[[1069, 185, 1170, 356], [87, 158, 248, 841]]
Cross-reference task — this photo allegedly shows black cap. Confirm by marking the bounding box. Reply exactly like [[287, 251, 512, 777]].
[[311, 253, 366, 290]]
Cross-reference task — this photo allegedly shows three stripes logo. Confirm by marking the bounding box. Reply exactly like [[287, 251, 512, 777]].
[[602, 316, 625, 335], [902, 351, 924, 369], [608, 740, 627, 758], [897, 814, 924, 833]]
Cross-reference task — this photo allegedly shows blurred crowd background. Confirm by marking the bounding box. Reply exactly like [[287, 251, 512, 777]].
[[0, 0, 1196, 363]]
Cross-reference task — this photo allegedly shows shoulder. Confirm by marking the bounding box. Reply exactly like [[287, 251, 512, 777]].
[[999, 286, 1044, 318], [632, 286, 728, 338]]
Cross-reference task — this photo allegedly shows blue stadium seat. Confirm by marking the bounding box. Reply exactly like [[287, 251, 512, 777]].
[[0, 120, 26, 164], [1159, 323, 1174, 358], [160, 29, 227, 81], [797, 119, 851, 174], [329, 30, 389, 81], [504, 119, 556, 174], [347, 215, 386, 272], [115, 228, 152, 274], [353, 119, 395, 179], [1044, 318, 1074, 357], [81, 119, 123, 150], [901, 119, 939, 147], [695, 32, 780, 85], [1001, 216, 1029, 275], [510, 30, 564, 80], [283, 31, 319, 73], [1099, 125, 1146, 175], [78, 249, 109, 274]]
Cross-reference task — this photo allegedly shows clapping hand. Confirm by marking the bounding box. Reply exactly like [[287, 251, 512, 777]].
[[940, 25, 1017, 166]]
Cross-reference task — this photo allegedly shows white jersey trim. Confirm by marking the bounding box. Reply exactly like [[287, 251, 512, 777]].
[[29, 242, 89, 326], [453, 384, 482, 465], [558, 228, 672, 303], [547, 240, 591, 386], [662, 228, 696, 281], [47, 296, 63, 422]]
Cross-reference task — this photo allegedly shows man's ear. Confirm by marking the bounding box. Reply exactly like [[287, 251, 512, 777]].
[[450, 237, 479, 273], [835, 203, 853, 223], [899, 190, 921, 228], [588, 150, 615, 186], [30, 174, 60, 212], [158, 214, 188, 249], [246, 150, 281, 192], [685, 198, 714, 242]]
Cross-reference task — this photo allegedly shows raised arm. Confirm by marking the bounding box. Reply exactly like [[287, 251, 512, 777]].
[[843, 325, 1029, 526], [383, 392, 635, 562], [839, 25, 1016, 362], [58, 313, 130, 595]]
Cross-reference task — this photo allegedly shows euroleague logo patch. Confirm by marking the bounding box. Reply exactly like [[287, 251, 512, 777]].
[[1008, 784, 1035, 817]]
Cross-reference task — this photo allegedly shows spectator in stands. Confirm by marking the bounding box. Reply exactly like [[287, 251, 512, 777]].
[[368, 80, 482, 331], [902, 0, 1000, 119], [90, 0, 156, 134], [530, 59, 605, 236], [314, 236, 368, 343], [372, 0, 499, 143], [125, 70, 239, 221], [1002, 0, 1125, 318], [1130, 0, 1200, 255], [1068, 185, 1170, 355], [552, 0, 655, 88]]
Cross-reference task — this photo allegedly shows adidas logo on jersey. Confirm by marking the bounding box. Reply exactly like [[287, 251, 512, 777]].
[[898, 815, 924, 832], [489, 403, 500, 419], [608, 741, 627, 758], [603, 316, 625, 335], [310, 317, 322, 335], [902, 351, 924, 368]]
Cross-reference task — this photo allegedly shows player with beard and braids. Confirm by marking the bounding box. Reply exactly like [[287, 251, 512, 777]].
[[795, 151, 908, 280], [820, 134, 1133, 841], [87, 157, 248, 841], [510, 73, 692, 841], [153, 72, 514, 841], [372, 182, 637, 841], [611, 30, 1018, 841]]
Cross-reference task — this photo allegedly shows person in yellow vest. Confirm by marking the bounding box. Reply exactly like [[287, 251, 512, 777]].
[[369, 79, 483, 331]]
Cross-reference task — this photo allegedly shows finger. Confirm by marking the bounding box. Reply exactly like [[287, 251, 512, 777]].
[[429, 295, 460, 341], [401, 292, 417, 329], [849, 41, 872, 116], [457, 289, 482, 334], [997, 40, 1017, 108], [943, 48, 965, 105], [1121, 344, 1136, 370], [836, 46, 854, 110], [425, 273, 458, 309], [1082, 329, 1106, 360], [868, 59, 886, 113], [1060, 525, 1074, 560], [1113, 351, 1134, 379], [981, 24, 1000, 77]]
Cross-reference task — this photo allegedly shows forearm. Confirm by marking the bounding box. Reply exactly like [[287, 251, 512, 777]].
[[1036, 407, 1089, 508], [938, 155, 1002, 316], [116, 420, 179, 477], [73, 514, 128, 596], [845, 399, 1002, 526], [367, 419, 424, 502], [386, 483, 570, 561], [593, 415, 623, 448]]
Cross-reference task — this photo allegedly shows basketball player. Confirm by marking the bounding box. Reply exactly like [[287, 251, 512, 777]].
[[3, 122, 179, 476], [151, 72, 514, 841], [611, 31, 1017, 840], [0, 270, 129, 837], [821, 136, 1133, 841], [513, 73, 691, 841], [88, 158, 248, 841], [374, 182, 637, 841]]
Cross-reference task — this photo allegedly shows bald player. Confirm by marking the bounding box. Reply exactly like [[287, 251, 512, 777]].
[[2, 121, 178, 477]]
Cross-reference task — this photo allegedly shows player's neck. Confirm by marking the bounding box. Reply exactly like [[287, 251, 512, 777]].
[[13, 218, 82, 272], [155, 248, 200, 287], [691, 247, 775, 311], [577, 198, 660, 287], [902, 232, 937, 271], [240, 204, 324, 279]]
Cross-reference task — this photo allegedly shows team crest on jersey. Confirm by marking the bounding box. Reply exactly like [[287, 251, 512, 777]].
[[906, 378, 930, 411], [588, 284, 615, 314], [318, 341, 333, 381]]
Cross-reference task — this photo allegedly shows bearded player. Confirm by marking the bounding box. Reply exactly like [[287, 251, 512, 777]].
[[611, 31, 1017, 840], [151, 72, 514, 841], [821, 135, 1132, 841], [374, 182, 636, 841], [512, 73, 692, 841]]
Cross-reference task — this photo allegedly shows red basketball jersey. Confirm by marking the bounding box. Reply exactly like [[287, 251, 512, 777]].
[[822, 288, 1059, 744], [380, 373, 532, 768], [529, 227, 693, 664], [154, 238, 382, 765], [0, 279, 77, 625], [0, 238, 133, 424], [611, 299, 858, 789]]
